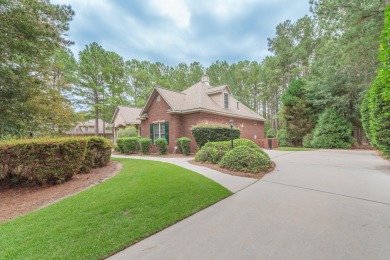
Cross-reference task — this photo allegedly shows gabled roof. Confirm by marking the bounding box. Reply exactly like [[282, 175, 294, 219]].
[[110, 106, 142, 125], [140, 81, 265, 121]]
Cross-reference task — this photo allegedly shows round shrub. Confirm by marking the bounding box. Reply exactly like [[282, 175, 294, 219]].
[[155, 138, 168, 155], [202, 139, 268, 159], [176, 137, 191, 155], [123, 137, 139, 153], [81, 137, 112, 172], [220, 146, 272, 173], [138, 138, 152, 155], [195, 146, 219, 164], [116, 138, 125, 153]]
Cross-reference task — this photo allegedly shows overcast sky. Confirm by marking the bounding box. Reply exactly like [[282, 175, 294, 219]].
[[52, 0, 310, 66]]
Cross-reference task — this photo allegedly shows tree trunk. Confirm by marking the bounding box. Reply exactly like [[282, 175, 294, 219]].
[[94, 89, 99, 136]]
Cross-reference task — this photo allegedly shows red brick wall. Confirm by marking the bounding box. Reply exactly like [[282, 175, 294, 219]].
[[254, 138, 279, 149], [141, 95, 265, 154]]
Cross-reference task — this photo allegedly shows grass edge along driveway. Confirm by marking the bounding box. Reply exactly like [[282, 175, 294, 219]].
[[0, 158, 231, 259]]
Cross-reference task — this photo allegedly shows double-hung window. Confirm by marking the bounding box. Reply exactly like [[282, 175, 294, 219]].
[[150, 122, 169, 144]]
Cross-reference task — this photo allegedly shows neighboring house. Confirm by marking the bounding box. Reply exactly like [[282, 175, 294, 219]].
[[110, 106, 142, 143], [65, 119, 112, 139], [138, 75, 266, 153]]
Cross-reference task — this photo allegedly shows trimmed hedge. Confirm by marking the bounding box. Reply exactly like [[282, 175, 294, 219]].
[[155, 138, 168, 155], [139, 138, 152, 155], [191, 125, 240, 148], [176, 137, 191, 155], [0, 137, 111, 185], [220, 146, 272, 173], [122, 137, 140, 154], [80, 137, 112, 173]]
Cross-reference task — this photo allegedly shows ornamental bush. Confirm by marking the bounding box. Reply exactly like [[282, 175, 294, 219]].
[[118, 137, 139, 154], [80, 137, 112, 173], [191, 125, 240, 148], [194, 146, 219, 164], [176, 137, 191, 155], [116, 138, 125, 153], [0, 137, 112, 185], [196, 139, 269, 164], [219, 146, 272, 173], [138, 138, 152, 155], [155, 138, 168, 155], [311, 108, 353, 149]]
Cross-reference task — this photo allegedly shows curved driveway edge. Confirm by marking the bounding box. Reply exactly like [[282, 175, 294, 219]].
[[111, 155, 257, 193], [110, 150, 390, 260]]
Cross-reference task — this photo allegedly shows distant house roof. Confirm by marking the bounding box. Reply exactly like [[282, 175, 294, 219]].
[[140, 81, 265, 121], [66, 119, 112, 134], [110, 106, 142, 126]]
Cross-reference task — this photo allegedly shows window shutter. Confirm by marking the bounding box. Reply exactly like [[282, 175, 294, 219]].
[[165, 121, 169, 144], [150, 124, 153, 143]]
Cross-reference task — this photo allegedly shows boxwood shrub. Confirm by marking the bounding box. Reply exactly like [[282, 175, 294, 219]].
[[196, 139, 269, 164], [195, 146, 219, 164], [122, 137, 140, 154], [220, 146, 272, 173], [139, 138, 152, 155], [0, 137, 112, 185], [176, 137, 191, 155], [191, 125, 240, 148], [155, 138, 168, 155]]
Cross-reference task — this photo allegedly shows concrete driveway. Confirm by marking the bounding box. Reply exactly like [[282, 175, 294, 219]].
[[110, 149, 390, 260]]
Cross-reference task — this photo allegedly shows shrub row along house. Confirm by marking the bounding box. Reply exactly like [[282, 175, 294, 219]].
[[111, 75, 277, 153]]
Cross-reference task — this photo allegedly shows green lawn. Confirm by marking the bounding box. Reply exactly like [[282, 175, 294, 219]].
[[0, 158, 231, 259], [276, 147, 317, 151]]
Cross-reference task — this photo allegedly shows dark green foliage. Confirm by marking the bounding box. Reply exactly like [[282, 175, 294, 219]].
[[266, 128, 276, 138], [195, 146, 219, 164], [176, 137, 191, 155], [302, 133, 314, 148], [191, 125, 240, 148], [311, 108, 353, 149], [116, 138, 125, 153], [138, 138, 152, 155], [155, 138, 168, 155], [0, 137, 111, 185], [117, 137, 139, 154], [220, 146, 272, 173], [360, 5, 390, 157], [80, 137, 112, 173], [196, 139, 268, 164], [280, 79, 312, 146], [276, 129, 292, 147], [360, 90, 372, 141]]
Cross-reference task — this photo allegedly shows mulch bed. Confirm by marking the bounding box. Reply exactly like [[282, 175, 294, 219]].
[[188, 160, 276, 179], [0, 161, 122, 223]]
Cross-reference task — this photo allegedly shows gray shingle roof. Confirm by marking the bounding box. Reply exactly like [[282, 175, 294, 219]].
[[111, 106, 142, 125], [141, 82, 265, 121]]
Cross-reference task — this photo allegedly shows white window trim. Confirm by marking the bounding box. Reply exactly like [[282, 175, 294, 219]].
[[153, 122, 166, 144]]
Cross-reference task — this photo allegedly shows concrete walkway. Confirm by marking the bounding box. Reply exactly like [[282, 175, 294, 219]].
[[110, 150, 390, 259]]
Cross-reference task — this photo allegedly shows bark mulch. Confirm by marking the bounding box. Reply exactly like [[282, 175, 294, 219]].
[[0, 161, 122, 223], [188, 160, 276, 179]]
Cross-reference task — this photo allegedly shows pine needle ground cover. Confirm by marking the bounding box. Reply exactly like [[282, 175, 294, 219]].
[[0, 158, 231, 259]]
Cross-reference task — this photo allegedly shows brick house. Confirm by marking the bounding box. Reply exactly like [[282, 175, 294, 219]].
[[138, 75, 266, 153]]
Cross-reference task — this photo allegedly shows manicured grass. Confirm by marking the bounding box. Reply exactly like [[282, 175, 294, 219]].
[[276, 147, 317, 151], [0, 158, 231, 259]]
